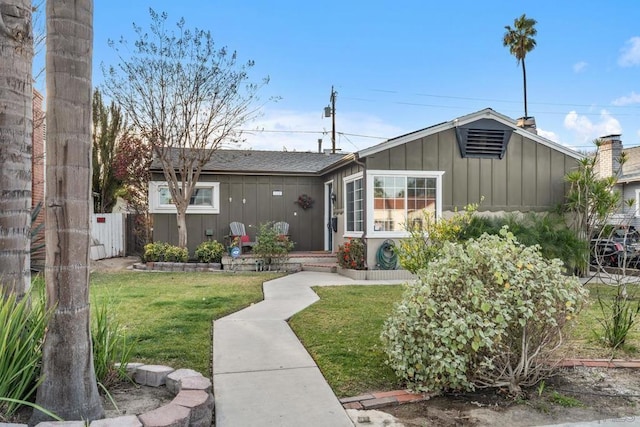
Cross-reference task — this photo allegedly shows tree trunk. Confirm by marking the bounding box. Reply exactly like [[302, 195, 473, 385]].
[[0, 0, 33, 298], [177, 208, 188, 248], [31, 0, 103, 422], [522, 58, 528, 118]]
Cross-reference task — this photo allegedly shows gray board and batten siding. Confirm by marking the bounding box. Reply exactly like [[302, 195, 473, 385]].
[[360, 126, 579, 213], [150, 150, 351, 254]]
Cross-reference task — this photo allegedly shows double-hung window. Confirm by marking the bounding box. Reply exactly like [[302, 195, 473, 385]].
[[150, 181, 220, 214], [344, 172, 364, 236], [367, 170, 443, 237]]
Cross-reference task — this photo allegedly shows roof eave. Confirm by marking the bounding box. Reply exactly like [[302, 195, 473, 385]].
[[357, 108, 584, 161]]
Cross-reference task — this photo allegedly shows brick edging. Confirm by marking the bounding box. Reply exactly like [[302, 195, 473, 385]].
[[341, 359, 640, 410]]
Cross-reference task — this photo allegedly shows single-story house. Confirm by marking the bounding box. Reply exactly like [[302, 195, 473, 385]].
[[150, 108, 583, 267]]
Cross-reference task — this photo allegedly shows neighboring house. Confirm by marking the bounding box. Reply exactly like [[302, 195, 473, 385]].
[[598, 135, 640, 227], [150, 108, 583, 266], [32, 90, 45, 241]]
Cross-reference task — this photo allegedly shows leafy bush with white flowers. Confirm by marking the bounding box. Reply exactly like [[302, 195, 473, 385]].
[[381, 227, 588, 396]]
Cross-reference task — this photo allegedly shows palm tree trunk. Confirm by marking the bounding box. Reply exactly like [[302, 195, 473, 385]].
[[0, 0, 33, 299], [31, 0, 103, 422], [522, 58, 528, 118]]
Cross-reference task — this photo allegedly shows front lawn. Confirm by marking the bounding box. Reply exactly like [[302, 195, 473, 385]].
[[90, 271, 279, 375], [288, 285, 404, 397], [289, 282, 640, 398]]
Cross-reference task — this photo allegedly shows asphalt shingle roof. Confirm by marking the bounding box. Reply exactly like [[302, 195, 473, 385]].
[[150, 149, 352, 175]]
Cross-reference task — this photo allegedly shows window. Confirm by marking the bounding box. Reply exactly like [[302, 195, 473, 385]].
[[150, 181, 220, 214], [344, 172, 363, 236], [367, 170, 443, 237]]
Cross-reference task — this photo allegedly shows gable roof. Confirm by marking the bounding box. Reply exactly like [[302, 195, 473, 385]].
[[357, 108, 584, 160], [150, 149, 353, 176]]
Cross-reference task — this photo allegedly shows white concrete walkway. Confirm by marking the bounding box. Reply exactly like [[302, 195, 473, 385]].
[[212, 271, 406, 427]]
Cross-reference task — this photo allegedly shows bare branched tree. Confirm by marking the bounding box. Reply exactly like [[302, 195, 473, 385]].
[[103, 8, 268, 248]]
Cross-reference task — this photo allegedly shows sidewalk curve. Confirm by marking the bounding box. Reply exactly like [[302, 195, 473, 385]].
[[212, 271, 406, 427]]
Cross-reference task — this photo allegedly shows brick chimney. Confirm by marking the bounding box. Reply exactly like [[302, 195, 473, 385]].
[[598, 134, 623, 178], [516, 116, 537, 134]]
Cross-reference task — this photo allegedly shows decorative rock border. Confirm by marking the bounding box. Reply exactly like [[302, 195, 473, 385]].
[[133, 262, 222, 272], [12, 364, 214, 427]]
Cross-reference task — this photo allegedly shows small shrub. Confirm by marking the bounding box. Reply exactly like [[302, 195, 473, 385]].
[[381, 227, 589, 396], [396, 203, 477, 273], [195, 240, 225, 263], [337, 238, 366, 270], [164, 245, 188, 262], [143, 242, 168, 262], [595, 285, 640, 349], [92, 299, 135, 388], [0, 276, 50, 418], [253, 222, 295, 270], [143, 242, 188, 262]]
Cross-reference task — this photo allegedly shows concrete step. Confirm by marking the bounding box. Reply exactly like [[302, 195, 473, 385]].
[[302, 263, 337, 273]]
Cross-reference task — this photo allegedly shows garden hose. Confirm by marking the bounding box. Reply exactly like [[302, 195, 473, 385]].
[[376, 240, 398, 270]]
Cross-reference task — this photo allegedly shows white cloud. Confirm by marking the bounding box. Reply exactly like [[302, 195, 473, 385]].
[[563, 110, 622, 142], [573, 61, 588, 73], [618, 36, 640, 67], [238, 109, 403, 152], [612, 91, 640, 106], [537, 127, 559, 142]]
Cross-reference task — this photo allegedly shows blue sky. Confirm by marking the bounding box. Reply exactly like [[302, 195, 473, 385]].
[[89, 1, 640, 153]]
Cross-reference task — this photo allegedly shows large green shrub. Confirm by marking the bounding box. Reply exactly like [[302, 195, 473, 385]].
[[381, 228, 588, 396], [143, 242, 188, 262], [0, 276, 49, 418], [462, 213, 588, 274], [195, 240, 225, 263]]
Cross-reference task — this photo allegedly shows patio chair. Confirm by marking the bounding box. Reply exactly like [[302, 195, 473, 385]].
[[229, 222, 256, 253], [273, 221, 290, 237]]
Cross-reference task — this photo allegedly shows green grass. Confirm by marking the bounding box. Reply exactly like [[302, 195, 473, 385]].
[[90, 271, 278, 375], [289, 285, 405, 397], [289, 282, 640, 398]]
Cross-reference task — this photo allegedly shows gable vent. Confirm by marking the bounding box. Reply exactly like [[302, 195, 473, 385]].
[[455, 119, 513, 159]]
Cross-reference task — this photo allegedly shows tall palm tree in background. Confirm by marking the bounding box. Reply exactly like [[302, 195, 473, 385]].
[[0, 0, 33, 298], [503, 13, 537, 119], [31, 0, 104, 422]]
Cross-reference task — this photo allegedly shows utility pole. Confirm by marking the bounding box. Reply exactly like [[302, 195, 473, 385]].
[[324, 86, 337, 154]]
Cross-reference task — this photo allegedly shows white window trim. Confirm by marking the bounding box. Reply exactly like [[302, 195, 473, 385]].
[[366, 170, 444, 238], [343, 171, 364, 238], [149, 181, 220, 214]]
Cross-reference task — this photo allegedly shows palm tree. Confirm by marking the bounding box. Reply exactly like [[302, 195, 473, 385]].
[[0, 0, 33, 299], [31, 0, 104, 422], [503, 14, 537, 119]]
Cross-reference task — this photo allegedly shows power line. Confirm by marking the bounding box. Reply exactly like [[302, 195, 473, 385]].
[[367, 87, 640, 111]]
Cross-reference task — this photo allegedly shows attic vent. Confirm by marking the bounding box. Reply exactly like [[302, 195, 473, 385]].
[[455, 120, 513, 159]]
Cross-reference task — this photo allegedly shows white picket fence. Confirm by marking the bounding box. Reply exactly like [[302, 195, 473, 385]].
[[91, 213, 126, 259]]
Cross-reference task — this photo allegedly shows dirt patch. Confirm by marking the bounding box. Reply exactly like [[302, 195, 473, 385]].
[[102, 381, 175, 418], [381, 367, 640, 426]]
